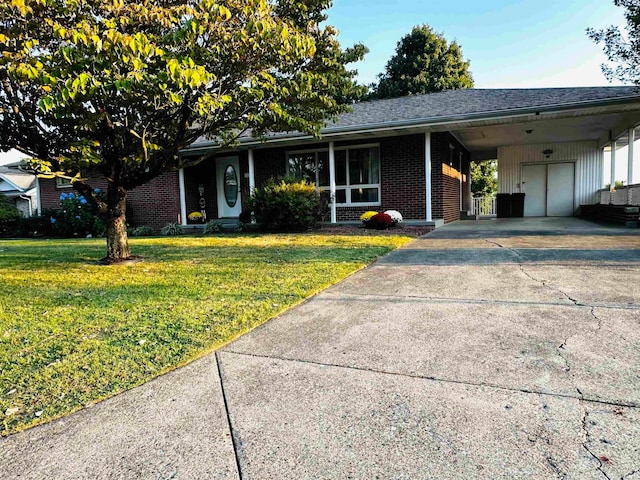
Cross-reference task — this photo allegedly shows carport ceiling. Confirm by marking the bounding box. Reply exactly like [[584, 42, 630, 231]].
[[452, 110, 640, 152]]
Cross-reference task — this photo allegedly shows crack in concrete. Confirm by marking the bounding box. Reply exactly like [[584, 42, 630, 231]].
[[581, 407, 613, 480], [322, 290, 640, 311], [484, 240, 619, 479], [484, 239, 586, 307], [546, 456, 568, 479], [221, 350, 640, 410], [622, 468, 640, 479]]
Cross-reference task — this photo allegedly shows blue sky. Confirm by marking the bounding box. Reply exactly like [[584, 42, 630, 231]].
[[327, 0, 627, 88], [0, 1, 629, 165]]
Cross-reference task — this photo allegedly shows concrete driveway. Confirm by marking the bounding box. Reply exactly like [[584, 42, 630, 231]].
[[2, 218, 640, 479]]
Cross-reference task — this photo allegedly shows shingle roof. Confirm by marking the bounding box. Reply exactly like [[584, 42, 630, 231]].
[[187, 86, 640, 149], [0, 166, 36, 191], [330, 86, 640, 130]]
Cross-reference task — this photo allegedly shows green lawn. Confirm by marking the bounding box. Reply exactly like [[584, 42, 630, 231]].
[[0, 234, 410, 435]]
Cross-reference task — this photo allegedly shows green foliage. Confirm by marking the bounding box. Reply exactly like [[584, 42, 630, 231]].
[[588, 1, 640, 85], [249, 178, 323, 232], [0, 234, 410, 435], [160, 222, 184, 236], [0, 194, 20, 222], [128, 225, 155, 237], [471, 160, 497, 196], [369, 25, 473, 100], [49, 192, 105, 237], [203, 220, 223, 234], [0, 0, 367, 260]]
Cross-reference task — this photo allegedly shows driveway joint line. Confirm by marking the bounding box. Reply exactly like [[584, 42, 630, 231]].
[[321, 291, 640, 311], [220, 350, 640, 410], [214, 352, 244, 480]]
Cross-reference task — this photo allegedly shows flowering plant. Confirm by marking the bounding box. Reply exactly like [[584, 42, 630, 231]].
[[360, 211, 378, 223], [384, 210, 403, 225], [366, 212, 393, 230], [47, 190, 105, 237], [188, 211, 204, 222]]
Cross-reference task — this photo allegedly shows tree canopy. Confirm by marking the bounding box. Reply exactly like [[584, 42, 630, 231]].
[[470, 160, 497, 196], [588, 0, 640, 85], [369, 24, 473, 100], [0, 0, 366, 261]]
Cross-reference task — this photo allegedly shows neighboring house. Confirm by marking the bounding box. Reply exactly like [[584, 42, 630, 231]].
[[0, 163, 38, 217], [38, 87, 640, 230]]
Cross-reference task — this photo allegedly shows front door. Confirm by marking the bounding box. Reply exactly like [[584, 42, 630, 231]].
[[216, 157, 242, 218]]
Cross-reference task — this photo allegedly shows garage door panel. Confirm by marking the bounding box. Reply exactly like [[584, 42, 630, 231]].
[[547, 162, 575, 217]]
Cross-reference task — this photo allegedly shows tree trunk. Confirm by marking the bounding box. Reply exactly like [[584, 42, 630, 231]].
[[104, 184, 131, 262]]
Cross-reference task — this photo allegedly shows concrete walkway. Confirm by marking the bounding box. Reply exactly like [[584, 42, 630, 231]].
[[2, 218, 640, 479]]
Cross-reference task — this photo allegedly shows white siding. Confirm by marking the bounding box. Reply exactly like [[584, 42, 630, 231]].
[[498, 141, 603, 213]]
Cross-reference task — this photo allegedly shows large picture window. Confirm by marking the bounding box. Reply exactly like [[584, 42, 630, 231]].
[[286, 145, 380, 206]]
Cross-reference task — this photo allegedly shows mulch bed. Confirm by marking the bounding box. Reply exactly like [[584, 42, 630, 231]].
[[317, 224, 433, 237]]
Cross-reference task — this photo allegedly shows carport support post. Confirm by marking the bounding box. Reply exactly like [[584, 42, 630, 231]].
[[611, 140, 616, 190], [628, 129, 634, 187], [425, 132, 432, 222], [329, 141, 337, 224]]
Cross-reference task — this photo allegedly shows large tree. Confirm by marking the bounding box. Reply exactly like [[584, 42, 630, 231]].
[[370, 24, 473, 100], [588, 0, 640, 85], [0, 0, 366, 262], [470, 160, 497, 196]]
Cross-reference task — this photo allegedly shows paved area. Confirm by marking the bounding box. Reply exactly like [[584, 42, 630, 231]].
[[2, 217, 640, 479]]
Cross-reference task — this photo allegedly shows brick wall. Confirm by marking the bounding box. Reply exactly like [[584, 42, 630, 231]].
[[430, 132, 470, 224], [40, 171, 180, 231]]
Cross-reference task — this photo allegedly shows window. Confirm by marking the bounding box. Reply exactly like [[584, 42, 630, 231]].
[[286, 145, 380, 206], [56, 177, 73, 188]]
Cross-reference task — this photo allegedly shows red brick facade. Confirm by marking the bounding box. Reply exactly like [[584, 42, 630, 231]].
[[40, 171, 181, 231], [39, 132, 470, 228], [431, 132, 471, 224]]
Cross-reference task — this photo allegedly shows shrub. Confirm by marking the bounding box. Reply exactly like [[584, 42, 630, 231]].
[[0, 194, 21, 222], [203, 220, 223, 234], [249, 178, 323, 232], [129, 225, 155, 237], [161, 222, 184, 236], [49, 191, 105, 237], [384, 210, 403, 225], [366, 212, 393, 230]]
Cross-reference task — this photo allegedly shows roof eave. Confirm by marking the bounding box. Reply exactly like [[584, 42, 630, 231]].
[[181, 94, 640, 153]]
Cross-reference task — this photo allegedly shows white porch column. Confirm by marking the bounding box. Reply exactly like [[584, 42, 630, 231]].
[[425, 132, 432, 222], [248, 148, 256, 193], [178, 167, 187, 226], [610, 139, 616, 189], [328, 141, 337, 224], [35, 176, 42, 216], [628, 128, 635, 186]]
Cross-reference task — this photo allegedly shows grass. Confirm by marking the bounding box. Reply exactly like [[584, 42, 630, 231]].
[[0, 233, 411, 435]]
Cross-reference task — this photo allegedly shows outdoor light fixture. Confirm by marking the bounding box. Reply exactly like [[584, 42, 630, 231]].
[[543, 149, 553, 158], [526, 129, 533, 134]]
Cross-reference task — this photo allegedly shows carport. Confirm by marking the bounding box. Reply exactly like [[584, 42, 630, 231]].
[[448, 90, 640, 218]]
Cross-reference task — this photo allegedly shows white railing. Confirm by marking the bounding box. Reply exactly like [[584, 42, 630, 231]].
[[472, 196, 497, 216]]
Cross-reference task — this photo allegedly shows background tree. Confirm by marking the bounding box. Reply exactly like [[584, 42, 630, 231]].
[[369, 24, 473, 100], [471, 160, 497, 196], [0, 0, 366, 262], [588, 0, 640, 85]]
